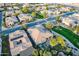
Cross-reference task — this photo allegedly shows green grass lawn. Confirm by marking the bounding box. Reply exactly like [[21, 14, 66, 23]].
[[52, 26, 79, 48], [36, 13, 44, 19], [1, 35, 11, 56]]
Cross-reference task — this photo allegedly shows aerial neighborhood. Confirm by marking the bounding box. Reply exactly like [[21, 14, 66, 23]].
[[0, 3, 79, 56]]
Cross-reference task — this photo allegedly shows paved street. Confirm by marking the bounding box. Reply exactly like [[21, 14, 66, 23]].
[[0, 12, 2, 32], [0, 11, 77, 35]]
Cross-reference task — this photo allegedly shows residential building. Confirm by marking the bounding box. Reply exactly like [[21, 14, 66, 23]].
[[22, 3, 30, 8], [5, 16, 18, 28], [9, 30, 32, 56], [53, 10, 60, 15], [4, 3, 12, 7], [0, 3, 4, 7], [72, 13, 79, 20], [35, 6, 46, 11], [28, 25, 52, 44], [61, 7, 71, 12], [62, 17, 77, 27], [18, 14, 32, 23], [5, 11, 14, 17], [14, 10, 22, 14], [5, 17, 14, 28], [13, 6, 20, 10], [7, 7, 13, 11]]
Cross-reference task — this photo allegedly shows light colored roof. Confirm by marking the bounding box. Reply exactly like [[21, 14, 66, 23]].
[[28, 27, 52, 44], [9, 30, 32, 55]]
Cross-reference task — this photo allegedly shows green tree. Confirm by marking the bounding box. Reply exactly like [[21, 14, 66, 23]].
[[39, 50, 44, 56], [55, 16, 62, 26], [13, 13, 20, 16], [21, 6, 29, 13], [31, 12, 36, 17], [51, 50, 57, 55], [21, 24, 28, 29], [45, 22, 54, 30], [70, 8, 76, 12], [32, 49, 39, 56], [43, 51, 52, 56], [45, 4, 49, 10], [41, 11, 48, 18], [74, 24, 79, 34]]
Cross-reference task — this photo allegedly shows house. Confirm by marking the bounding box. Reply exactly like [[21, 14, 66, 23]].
[[48, 5, 56, 9], [7, 7, 13, 11], [53, 10, 60, 15], [9, 30, 32, 56], [61, 7, 71, 12], [22, 3, 30, 8], [62, 17, 78, 27], [72, 13, 79, 20], [35, 6, 46, 11], [4, 3, 12, 7], [28, 25, 52, 44], [5, 11, 14, 17], [18, 14, 32, 23], [12, 3, 18, 6], [47, 10, 56, 16], [13, 6, 20, 10], [5, 16, 18, 28], [62, 17, 71, 27], [14, 10, 22, 15], [35, 4, 45, 6], [5, 17, 14, 28], [0, 3, 4, 7]]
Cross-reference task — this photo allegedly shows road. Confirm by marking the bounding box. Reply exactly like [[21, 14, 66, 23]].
[[0, 12, 2, 32], [0, 11, 77, 35], [0, 12, 2, 56]]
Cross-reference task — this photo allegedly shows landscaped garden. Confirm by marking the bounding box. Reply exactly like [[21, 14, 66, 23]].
[[52, 26, 79, 48], [1, 35, 11, 56]]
